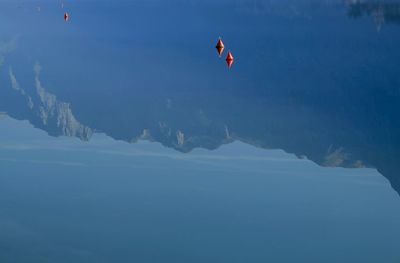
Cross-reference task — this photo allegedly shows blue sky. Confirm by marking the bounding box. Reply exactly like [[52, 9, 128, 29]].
[[1, 1, 400, 262], [1, 115, 400, 263]]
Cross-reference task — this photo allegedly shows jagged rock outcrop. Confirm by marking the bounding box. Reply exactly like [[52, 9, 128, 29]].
[[1, 63, 92, 141]]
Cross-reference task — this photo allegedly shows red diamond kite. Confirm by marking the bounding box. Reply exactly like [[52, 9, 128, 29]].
[[226, 51, 234, 69], [215, 37, 225, 57]]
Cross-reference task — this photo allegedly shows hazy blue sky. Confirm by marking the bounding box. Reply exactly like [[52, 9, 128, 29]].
[[1, 115, 400, 263], [1, 1, 400, 262]]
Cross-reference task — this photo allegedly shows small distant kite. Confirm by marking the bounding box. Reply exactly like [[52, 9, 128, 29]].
[[215, 37, 225, 57], [64, 12, 69, 21], [226, 51, 234, 69]]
